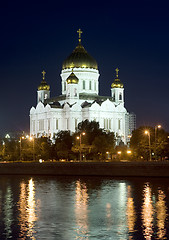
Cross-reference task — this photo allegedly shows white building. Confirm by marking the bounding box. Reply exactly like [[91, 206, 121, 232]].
[[30, 29, 136, 144]]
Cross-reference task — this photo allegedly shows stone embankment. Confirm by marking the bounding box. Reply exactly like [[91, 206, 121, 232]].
[[0, 161, 169, 177]]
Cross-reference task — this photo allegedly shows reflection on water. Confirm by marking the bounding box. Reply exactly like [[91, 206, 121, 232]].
[[4, 186, 13, 239], [156, 189, 168, 239], [75, 180, 89, 239], [18, 178, 37, 239], [142, 183, 154, 239], [0, 176, 168, 239], [126, 185, 136, 234]]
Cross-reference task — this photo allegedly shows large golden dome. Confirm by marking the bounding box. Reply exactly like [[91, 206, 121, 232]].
[[62, 42, 98, 70]]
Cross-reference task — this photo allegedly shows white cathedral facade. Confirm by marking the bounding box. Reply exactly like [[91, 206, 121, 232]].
[[30, 29, 136, 144]]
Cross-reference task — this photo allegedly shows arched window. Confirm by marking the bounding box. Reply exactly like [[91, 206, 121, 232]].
[[89, 81, 92, 90], [112, 93, 115, 101], [118, 119, 121, 130], [74, 88, 77, 96], [94, 82, 96, 91], [67, 90, 70, 97], [56, 119, 58, 130], [75, 119, 77, 130], [119, 93, 122, 100], [83, 80, 85, 90]]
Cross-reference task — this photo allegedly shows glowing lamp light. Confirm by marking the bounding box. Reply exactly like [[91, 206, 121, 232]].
[[5, 134, 10, 139]]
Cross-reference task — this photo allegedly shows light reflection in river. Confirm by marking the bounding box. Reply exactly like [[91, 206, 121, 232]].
[[126, 185, 136, 234], [142, 183, 154, 240], [156, 189, 168, 239], [18, 178, 37, 239], [0, 176, 169, 239], [4, 186, 13, 239], [75, 180, 89, 239]]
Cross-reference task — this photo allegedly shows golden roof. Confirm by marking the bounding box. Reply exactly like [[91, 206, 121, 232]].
[[66, 71, 79, 84], [111, 68, 124, 88], [62, 29, 98, 70], [38, 70, 50, 91]]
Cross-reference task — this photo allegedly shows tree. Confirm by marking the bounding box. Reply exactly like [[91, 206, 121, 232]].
[[77, 120, 103, 145], [130, 126, 169, 161], [34, 137, 52, 160], [72, 120, 115, 161], [53, 131, 73, 160], [0, 138, 19, 161], [92, 132, 115, 160]]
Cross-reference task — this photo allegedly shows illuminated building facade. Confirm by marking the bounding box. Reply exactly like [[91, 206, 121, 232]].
[[30, 29, 136, 144]]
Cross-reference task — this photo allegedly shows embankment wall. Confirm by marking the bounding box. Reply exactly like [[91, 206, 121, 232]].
[[0, 162, 169, 177]]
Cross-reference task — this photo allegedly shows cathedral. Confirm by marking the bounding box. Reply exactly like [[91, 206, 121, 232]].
[[30, 29, 136, 144]]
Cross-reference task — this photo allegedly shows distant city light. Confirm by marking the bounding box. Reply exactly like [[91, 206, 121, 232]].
[[5, 134, 10, 139]]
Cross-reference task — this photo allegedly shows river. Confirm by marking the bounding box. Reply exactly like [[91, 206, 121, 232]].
[[0, 175, 168, 239]]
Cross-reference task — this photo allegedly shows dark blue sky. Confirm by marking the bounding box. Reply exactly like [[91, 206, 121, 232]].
[[0, 0, 169, 135]]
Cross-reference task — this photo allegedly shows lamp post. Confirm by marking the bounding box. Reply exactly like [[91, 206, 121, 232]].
[[155, 125, 161, 161], [117, 151, 122, 160], [19, 136, 25, 161], [145, 130, 151, 161], [29, 136, 35, 161], [77, 132, 85, 161]]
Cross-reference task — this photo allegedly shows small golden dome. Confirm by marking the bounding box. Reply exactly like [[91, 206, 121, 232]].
[[66, 71, 79, 84], [111, 68, 124, 88], [38, 80, 50, 90], [38, 70, 50, 90], [62, 43, 98, 70]]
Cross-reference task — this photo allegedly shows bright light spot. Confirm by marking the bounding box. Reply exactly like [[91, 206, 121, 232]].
[[5, 134, 10, 139]]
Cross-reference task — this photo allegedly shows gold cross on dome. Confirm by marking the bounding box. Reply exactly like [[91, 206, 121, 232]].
[[42, 70, 46, 80], [115, 68, 119, 78], [77, 28, 83, 43]]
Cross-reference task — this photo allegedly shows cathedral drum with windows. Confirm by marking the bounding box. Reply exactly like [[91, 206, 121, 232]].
[[30, 29, 136, 144]]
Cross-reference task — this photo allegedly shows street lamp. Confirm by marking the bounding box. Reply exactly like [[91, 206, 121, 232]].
[[29, 136, 35, 161], [155, 125, 161, 161], [77, 132, 85, 161], [19, 136, 25, 161], [145, 130, 151, 161]]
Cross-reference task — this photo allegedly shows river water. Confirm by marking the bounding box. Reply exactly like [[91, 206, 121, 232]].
[[0, 175, 169, 240]]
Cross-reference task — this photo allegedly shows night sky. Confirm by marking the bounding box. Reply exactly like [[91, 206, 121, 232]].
[[0, 1, 169, 136]]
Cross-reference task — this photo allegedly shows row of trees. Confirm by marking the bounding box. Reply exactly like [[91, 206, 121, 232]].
[[1, 122, 169, 162], [0, 120, 115, 161]]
